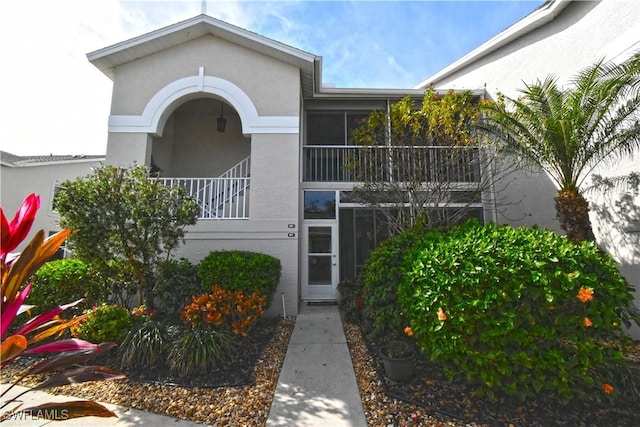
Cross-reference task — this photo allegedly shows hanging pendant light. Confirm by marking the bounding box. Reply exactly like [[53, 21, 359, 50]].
[[217, 101, 227, 133]]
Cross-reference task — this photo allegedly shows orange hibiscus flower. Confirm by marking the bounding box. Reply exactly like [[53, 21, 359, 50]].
[[577, 287, 594, 303]]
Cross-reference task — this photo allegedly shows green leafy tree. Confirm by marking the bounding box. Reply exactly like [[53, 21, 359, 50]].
[[478, 53, 640, 242], [350, 89, 504, 234], [55, 165, 198, 310]]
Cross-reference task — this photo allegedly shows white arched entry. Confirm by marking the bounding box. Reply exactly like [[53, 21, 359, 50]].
[[107, 67, 298, 137], [105, 67, 299, 167]]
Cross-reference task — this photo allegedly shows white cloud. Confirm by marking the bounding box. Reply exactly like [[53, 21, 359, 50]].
[[0, 0, 201, 156]]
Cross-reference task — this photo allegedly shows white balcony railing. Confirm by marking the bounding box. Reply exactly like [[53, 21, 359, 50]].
[[158, 177, 249, 220], [303, 145, 481, 183]]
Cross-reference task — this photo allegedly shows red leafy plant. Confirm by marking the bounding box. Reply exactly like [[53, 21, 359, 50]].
[[1, 194, 125, 422], [182, 284, 266, 337]]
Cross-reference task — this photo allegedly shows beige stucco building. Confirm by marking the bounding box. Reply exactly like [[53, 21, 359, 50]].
[[2, 0, 636, 330], [88, 13, 481, 316], [0, 152, 105, 256], [83, 0, 639, 326]]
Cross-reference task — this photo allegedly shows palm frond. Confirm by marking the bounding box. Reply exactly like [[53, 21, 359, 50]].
[[479, 52, 640, 193]]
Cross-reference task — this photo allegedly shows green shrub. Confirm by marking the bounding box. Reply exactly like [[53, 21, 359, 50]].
[[167, 328, 237, 377], [154, 258, 203, 317], [29, 259, 109, 315], [74, 304, 134, 343], [118, 319, 172, 370], [337, 279, 364, 323], [198, 250, 281, 308], [361, 227, 427, 337], [398, 219, 636, 401]]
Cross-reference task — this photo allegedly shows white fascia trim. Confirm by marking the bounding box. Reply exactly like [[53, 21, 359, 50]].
[[108, 70, 299, 136], [88, 15, 316, 73], [201, 16, 316, 63], [248, 116, 300, 134], [414, 0, 571, 89], [2, 158, 105, 168], [109, 115, 298, 135]]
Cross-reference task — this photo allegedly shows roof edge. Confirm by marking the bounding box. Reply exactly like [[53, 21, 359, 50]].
[[310, 87, 485, 99], [414, 0, 571, 89], [1, 151, 105, 168], [88, 14, 317, 79]]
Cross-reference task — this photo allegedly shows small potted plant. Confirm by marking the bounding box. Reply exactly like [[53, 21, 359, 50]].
[[380, 336, 415, 381]]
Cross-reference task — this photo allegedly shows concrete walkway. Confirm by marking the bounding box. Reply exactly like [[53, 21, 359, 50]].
[[266, 303, 367, 427], [0, 384, 200, 427]]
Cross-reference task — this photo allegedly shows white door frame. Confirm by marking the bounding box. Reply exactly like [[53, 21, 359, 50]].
[[301, 220, 338, 301]]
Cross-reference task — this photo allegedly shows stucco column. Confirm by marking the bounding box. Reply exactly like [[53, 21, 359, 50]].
[[249, 133, 300, 316], [250, 134, 300, 220], [105, 133, 152, 167]]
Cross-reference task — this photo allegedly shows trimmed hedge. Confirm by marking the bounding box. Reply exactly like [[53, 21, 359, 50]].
[[361, 227, 426, 337], [198, 250, 281, 308], [29, 259, 109, 315], [398, 219, 636, 401]]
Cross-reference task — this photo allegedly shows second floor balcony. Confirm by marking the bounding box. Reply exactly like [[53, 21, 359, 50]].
[[303, 145, 481, 183]]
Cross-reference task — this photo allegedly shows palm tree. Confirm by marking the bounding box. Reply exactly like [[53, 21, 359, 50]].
[[478, 53, 640, 243]]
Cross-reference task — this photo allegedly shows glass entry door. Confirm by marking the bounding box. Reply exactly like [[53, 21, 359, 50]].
[[302, 222, 338, 301]]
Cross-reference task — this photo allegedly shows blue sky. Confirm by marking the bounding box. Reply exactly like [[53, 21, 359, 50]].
[[0, 0, 543, 155]]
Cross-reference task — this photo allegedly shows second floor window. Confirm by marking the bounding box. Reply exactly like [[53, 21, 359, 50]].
[[306, 112, 371, 146]]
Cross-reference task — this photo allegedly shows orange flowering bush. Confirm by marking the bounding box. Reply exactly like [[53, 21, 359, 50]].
[[182, 285, 266, 337], [397, 220, 637, 402]]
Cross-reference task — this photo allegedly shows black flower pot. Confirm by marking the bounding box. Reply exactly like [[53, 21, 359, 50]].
[[381, 351, 415, 381]]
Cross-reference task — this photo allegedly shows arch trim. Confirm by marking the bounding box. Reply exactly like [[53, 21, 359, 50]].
[[108, 71, 299, 136]]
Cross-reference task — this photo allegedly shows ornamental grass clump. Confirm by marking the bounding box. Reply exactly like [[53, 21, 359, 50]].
[[167, 285, 266, 376], [397, 219, 638, 402], [118, 319, 171, 370], [167, 328, 236, 377]]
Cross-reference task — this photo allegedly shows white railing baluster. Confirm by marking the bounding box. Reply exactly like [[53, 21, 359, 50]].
[[156, 174, 250, 220], [302, 145, 480, 183]]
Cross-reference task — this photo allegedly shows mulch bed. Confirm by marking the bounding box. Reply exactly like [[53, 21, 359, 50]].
[[346, 313, 640, 427], [1, 316, 296, 426], [117, 316, 284, 388], [3, 312, 639, 426]]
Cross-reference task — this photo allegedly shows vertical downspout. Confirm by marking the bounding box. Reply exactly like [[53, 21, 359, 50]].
[[386, 99, 394, 183], [480, 84, 498, 224]]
